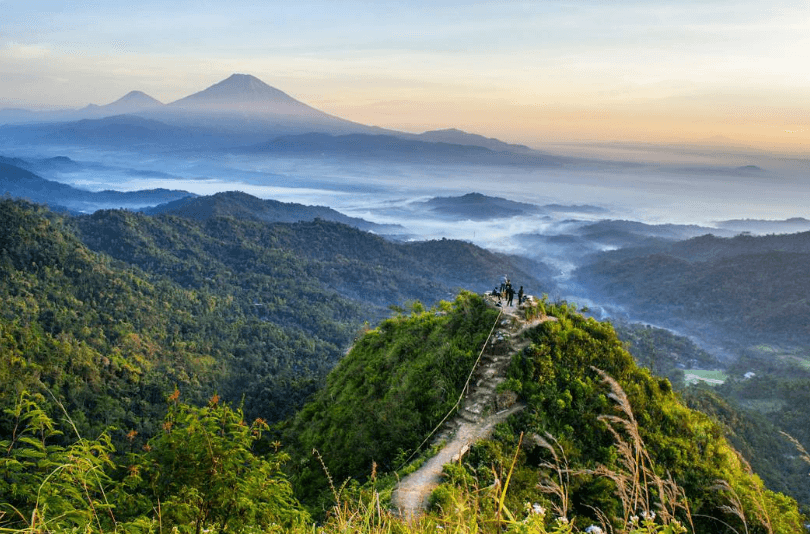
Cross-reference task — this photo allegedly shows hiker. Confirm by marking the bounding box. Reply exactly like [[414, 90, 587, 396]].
[[506, 285, 515, 306], [518, 286, 524, 305]]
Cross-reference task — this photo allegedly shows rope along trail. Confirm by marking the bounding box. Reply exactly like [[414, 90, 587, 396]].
[[390, 296, 551, 521]]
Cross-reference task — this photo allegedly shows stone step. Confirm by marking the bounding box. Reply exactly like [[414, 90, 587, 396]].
[[457, 411, 478, 424], [472, 385, 495, 396]]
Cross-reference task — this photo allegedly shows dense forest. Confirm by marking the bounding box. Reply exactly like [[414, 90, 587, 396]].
[[574, 232, 810, 345], [1, 197, 549, 437], [1, 198, 808, 533], [573, 231, 810, 513], [611, 321, 810, 514]]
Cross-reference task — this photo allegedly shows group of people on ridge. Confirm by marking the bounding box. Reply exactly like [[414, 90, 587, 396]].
[[491, 276, 524, 307]]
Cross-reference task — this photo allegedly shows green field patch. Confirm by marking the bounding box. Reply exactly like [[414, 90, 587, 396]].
[[684, 369, 728, 386]]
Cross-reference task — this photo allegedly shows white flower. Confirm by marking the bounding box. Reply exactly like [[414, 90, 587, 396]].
[[629, 515, 639, 524], [640, 510, 656, 521], [585, 525, 604, 534], [556, 516, 569, 524], [532, 503, 546, 515]]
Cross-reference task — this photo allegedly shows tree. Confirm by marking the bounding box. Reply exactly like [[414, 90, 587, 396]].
[[143, 394, 310, 533]]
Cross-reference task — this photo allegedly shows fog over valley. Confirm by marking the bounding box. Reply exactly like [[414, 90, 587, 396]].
[[6, 131, 810, 347], [3, 72, 810, 522]]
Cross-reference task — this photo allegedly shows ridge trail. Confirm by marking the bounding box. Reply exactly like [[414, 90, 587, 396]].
[[390, 294, 553, 522]]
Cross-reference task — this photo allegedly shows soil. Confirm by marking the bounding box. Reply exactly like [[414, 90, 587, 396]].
[[390, 295, 552, 521]]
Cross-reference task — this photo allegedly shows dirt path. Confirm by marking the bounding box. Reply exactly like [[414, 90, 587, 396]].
[[390, 295, 552, 521], [391, 404, 525, 522]]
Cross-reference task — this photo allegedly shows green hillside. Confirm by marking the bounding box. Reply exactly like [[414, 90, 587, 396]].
[[288, 295, 804, 533], [574, 233, 810, 345], [0, 199, 362, 440], [73, 206, 549, 315], [1, 199, 805, 533], [289, 293, 499, 502]]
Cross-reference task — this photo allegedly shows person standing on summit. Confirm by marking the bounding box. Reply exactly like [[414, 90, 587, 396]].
[[506, 284, 515, 307]]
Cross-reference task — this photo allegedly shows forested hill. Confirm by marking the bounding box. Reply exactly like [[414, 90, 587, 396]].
[[0, 200, 805, 533], [1, 198, 550, 439], [73, 206, 551, 310], [143, 190, 403, 234], [574, 231, 810, 345], [0, 199, 362, 442], [287, 294, 804, 533]]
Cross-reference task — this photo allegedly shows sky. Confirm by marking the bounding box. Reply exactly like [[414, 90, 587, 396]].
[[1, 0, 809, 151]]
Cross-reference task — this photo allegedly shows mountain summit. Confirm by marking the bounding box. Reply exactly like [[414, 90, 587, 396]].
[[78, 90, 164, 117], [107, 90, 164, 109], [169, 73, 318, 115]]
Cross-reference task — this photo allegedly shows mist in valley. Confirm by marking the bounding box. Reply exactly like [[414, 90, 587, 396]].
[[8, 139, 810, 360]]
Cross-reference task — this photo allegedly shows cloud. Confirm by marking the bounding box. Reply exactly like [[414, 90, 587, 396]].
[[2, 41, 51, 60]]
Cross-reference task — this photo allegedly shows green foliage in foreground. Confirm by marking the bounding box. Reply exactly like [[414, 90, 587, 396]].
[[285, 295, 803, 533], [1, 392, 308, 533], [1, 293, 806, 533], [5, 390, 797, 534], [444, 299, 804, 533], [288, 292, 499, 504]]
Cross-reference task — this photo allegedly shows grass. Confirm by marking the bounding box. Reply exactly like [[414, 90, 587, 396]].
[[683, 369, 728, 386], [3, 372, 801, 533]]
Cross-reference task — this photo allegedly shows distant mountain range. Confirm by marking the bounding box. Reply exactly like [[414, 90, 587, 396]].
[[0, 157, 405, 232], [240, 132, 560, 165], [0, 74, 549, 159], [81, 90, 164, 116], [714, 217, 810, 235], [415, 192, 607, 221], [401, 128, 533, 154], [145, 191, 403, 234], [511, 218, 737, 267], [0, 159, 193, 212], [417, 192, 545, 220]]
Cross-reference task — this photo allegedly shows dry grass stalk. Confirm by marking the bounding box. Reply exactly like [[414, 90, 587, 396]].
[[779, 431, 810, 470], [591, 367, 692, 528], [712, 479, 748, 534], [584, 504, 613, 534], [733, 451, 773, 534], [534, 432, 571, 520]]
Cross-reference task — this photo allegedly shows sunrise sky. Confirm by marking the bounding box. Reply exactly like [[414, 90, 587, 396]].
[[1, 0, 809, 151]]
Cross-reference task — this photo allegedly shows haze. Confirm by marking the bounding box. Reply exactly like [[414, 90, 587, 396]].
[[2, 1, 809, 152]]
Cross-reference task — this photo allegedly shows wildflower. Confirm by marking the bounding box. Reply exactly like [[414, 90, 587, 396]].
[[556, 516, 569, 524], [640, 510, 656, 521], [532, 503, 546, 516], [629, 515, 639, 524], [585, 526, 604, 534]]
